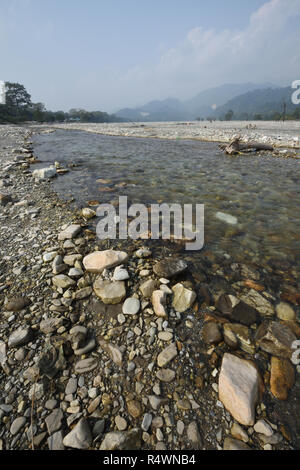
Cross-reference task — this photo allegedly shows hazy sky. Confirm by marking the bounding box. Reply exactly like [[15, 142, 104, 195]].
[[1, 0, 300, 112]]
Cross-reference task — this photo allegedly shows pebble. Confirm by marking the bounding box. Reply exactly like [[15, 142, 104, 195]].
[[122, 298, 140, 315], [254, 419, 274, 437], [10, 417, 26, 436], [93, 279, 126, 304], [141, 413, 152, 432], [83, 250, 128, 273], [115, 416, 128, 431], [157, 343, 178, 368], [75, 358, 98, 374], [63, 418, 92, 450], [45, 408, 64, 435]]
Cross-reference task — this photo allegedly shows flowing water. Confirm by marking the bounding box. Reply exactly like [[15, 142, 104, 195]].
[[33, 129, 300, 275]]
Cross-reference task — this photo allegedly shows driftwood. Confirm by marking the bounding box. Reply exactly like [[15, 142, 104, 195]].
[[220, 137, 274, 155]]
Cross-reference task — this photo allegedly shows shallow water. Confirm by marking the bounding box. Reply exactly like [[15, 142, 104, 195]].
[[33, 130, 300, 274]]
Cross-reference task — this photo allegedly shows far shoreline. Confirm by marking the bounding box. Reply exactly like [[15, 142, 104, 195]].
[[28, 120, 300, 151]]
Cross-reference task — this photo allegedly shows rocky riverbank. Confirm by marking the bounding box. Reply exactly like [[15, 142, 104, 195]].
[[31, 120, 300, 153], [0, 124, 299, 451]]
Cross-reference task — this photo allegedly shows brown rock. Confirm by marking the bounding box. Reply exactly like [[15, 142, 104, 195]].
[[153, 259, 187, 278], [0, 193, 12, 206], [202, 322, 223, 345], [223, 437, 252, 450], [223, 323, 255, 354], [270, 357, 295, 400], [4, 296, 31, 312], [215, 294, 239, 316], [255, 321, 296, 359], [127, 400, 143, 418]]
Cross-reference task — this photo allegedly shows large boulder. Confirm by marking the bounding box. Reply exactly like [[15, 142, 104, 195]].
[[83, 250, 128, 274], [219, 353, 261, 426]]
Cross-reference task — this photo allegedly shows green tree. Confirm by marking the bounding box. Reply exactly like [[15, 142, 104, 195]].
[[5, 82, 32, 120], [225, 109, 234, 121]]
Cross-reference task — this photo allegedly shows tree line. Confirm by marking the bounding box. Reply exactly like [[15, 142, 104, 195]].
[[0, 82, 123, 124]]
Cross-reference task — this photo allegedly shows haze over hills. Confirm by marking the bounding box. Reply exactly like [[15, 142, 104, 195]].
[[115, 82, 296, 122], [215, 87, 298, 119]]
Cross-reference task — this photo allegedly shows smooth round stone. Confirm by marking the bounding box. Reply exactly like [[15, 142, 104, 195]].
[[10, 417, 26, 436], [115, 416, 127, 431], [275, 302, 295, 321], [156, 369, 176, 383], [122, 298, 140, 315], [139, 270, 150, 277], [65, 378, 78, 395], [158, 331, 173, 342], [113, 268, 129, 281]]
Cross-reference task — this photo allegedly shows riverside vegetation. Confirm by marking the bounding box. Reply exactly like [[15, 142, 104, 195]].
[[0, 124, 299, 451]]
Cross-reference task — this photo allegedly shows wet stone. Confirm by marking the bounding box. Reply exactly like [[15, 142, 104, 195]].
[[215, 294, 239, 317], [172, 283, 196, 313], [255, 321, 296, 358], [202, 322, 223, 345], [270, 356, 295, 400], [153, 259, 188, 278], [231, 301, 259, 326]]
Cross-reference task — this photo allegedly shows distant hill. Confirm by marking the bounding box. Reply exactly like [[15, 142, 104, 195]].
[[183, 82, 274, 118], [115, 82, 275, 122], [215, 87, 298, 120], [116, 97, 190, 122]]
